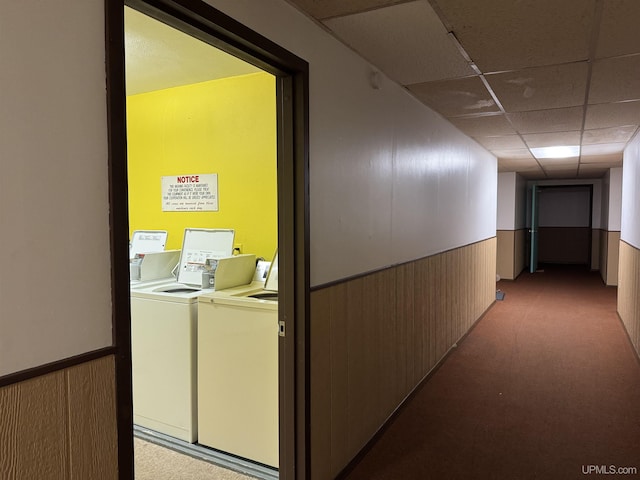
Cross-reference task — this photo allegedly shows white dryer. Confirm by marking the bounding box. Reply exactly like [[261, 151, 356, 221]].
[[130, 228, 237, 443]]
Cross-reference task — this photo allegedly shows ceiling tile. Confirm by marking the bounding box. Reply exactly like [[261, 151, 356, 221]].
[[580, 157, 623, 166], [498, 164, 543, 175], [578, 168, 609, 179], [497, 160, 542, 171], [584, 101, 640, 129], [582, 126, 638, 145], [580, 154, 623, 165], [324, 2, 475, 84], [491, 148, 535, 161], [542, 168, 579, 178], [581, 143, 626, 156], [430, 0, 596, 72], [485, 62, 588, 112], [523, 131, 582, 148], [595, 0, 640, 58], [408, 76, 499, 117], [589, 55, 640, 104], [499, 161, 540, 169], [474, 135, 526, 150], [537, 158, 579, 168], [285, 0, 400, 20], [449, 114, 516, 137], [507, 107, 584, 134], [285, 0, 636, 183]]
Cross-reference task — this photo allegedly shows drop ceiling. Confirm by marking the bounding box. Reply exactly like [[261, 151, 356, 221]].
[[285, 0, 640, 180]]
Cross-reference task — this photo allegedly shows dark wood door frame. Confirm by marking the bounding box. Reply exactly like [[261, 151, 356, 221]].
[[104, 1, 310, 478]]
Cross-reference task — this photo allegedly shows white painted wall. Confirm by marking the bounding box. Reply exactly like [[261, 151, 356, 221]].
[[0, 0, 499, 375], [0, 1, 112, 376], [515, 174, 527, 229], [498, 172, 527, 230], [538, 188, 591, 227], [528, 179, 603, 229], [207, 0, 498, 286], [497, 172, 516, 230], [608, 167, 623, 231], [592, 181, 603, 230], [601, 170, 611, 230], [622, 135, 640, 249]]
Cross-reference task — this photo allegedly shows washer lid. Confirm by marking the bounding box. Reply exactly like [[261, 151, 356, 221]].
[[129, 230, 168, 259], [176, 228, 235, 286], [264, 249, 278, 292]]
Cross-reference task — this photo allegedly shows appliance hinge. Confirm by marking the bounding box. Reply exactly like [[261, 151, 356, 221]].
[[278, 320, 286, 337]]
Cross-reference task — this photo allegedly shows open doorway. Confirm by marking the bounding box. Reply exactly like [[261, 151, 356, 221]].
[[528, 184, 594, 272], [125, 6, 278, 479], [106, 1, 309, 479], [537, 185, 593, 267]]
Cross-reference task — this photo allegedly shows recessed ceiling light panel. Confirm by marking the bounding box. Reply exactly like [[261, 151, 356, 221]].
[[530, 145, 580, 159]]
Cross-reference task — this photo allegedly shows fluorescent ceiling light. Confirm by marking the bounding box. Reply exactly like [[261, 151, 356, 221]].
[[530, 145, 580, 159]]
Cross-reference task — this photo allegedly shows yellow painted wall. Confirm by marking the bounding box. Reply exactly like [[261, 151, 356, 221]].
[[127, 72, 277, 260]]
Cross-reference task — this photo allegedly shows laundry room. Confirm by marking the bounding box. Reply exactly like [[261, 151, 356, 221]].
[[126, 22, 277, 260], [125, 6, 280, 479]]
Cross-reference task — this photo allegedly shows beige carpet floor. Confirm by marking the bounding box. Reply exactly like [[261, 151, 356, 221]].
[[134, 438, 255, 480]]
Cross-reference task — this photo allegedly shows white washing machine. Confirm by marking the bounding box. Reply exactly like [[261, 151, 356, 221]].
[[130, 282, 203, 442], [130, 228, 238, 443], [197, 253, 279, 467]]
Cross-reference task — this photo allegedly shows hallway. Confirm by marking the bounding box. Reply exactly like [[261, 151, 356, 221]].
[[342, 266, 640, 480]]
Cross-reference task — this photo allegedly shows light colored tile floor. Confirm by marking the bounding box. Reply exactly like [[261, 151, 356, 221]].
[[134, 438, 254, 480]]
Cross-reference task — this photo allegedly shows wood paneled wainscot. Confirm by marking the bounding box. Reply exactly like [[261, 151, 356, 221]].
[[618, 240, 640, 356], [310, 238, 496, 479], [0, 355, 118, 479], [496, 229, 526, 280], [600, 230, 620, 286]]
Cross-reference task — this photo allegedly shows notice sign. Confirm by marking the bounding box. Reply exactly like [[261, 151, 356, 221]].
[[162, 174, 218, 212]]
